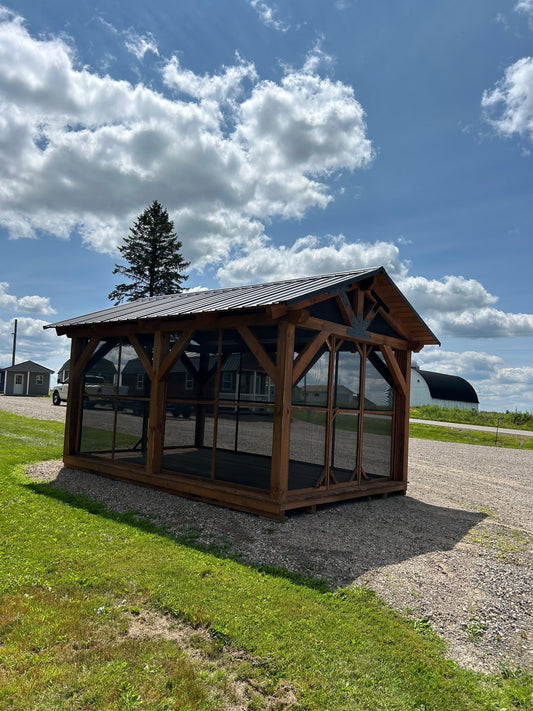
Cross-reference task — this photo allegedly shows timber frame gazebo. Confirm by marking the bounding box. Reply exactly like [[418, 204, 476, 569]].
[[46, 268, 439, 518]]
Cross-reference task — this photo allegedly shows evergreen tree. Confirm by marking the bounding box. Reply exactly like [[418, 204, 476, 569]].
[[108, 200, 189, 304]]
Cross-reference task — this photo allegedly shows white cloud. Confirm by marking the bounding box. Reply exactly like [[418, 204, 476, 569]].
[[249, 1, 290, 32], [124, 30, 159, 60], [162, 54, 257, 103], [400, 275, 533, 338], [217, 237, 533, 339], [0, 316, 69, 371], [482, 57, 533, 140], [216, 235, 406, 285], [516, 0, 533, 21], [413, 347, 533, 412], [0, 12, 373, 269], [0, 282, 56, 315]]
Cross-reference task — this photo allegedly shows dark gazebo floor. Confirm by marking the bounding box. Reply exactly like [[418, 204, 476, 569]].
[[111, 446, 388, 491]]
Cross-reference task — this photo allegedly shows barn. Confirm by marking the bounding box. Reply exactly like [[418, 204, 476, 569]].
[[45, 268, 439, 518], [410, 364, 479, 411]]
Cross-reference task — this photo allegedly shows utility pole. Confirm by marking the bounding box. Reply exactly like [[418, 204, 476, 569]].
[[11, 319, 17, 366]]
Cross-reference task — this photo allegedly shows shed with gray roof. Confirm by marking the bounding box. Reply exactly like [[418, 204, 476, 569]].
[[2, 360, 54, 397]]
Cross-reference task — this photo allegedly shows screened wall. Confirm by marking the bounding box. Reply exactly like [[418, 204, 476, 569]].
[[77, 326, 395, 496]]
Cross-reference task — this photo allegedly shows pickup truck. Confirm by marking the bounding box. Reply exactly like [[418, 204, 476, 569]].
[[52, 375, 124, 406]]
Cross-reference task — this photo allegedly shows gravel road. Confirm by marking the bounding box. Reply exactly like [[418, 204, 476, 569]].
[[3, 396, 532, 673]]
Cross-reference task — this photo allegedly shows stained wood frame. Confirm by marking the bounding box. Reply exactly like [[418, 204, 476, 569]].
[[59, 277, 435, 518]]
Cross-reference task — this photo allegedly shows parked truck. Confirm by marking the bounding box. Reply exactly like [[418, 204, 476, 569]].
[[52, 375, 126, 407]]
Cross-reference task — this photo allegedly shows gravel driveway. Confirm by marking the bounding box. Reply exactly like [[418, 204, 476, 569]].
[[3, 396, 532, 673]]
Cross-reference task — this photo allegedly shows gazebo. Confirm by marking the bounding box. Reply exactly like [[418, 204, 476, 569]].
[[45, 268, 439, 518]]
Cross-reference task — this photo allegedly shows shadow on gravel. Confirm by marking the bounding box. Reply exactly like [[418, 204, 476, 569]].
[[26, 467, 485, 590]]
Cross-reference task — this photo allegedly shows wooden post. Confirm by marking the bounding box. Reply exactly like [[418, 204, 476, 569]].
[[392, 348, 411, 483], [194, 348, 209, 448], [146, 330, 169, 475], [355, 344, 367, 482], [270, 319, 295, 504], [64, 337, 85, 456]]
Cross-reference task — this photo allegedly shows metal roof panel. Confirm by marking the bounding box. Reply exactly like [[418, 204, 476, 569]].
[[45, 268, 384, 330]]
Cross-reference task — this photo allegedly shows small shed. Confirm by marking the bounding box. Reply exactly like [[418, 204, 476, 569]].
[[3, 361, 54, 396], [45, 268, 439, 518], [410, 365, 479, 411]]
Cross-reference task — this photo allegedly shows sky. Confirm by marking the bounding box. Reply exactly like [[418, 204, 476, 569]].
[[0, 0, 532, 412]]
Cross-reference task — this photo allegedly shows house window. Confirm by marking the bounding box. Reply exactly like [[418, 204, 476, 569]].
[[15, 374, 23, 385], [185, 373, 194, 390], [136, 374, 144, 390], [36, 375, 44, 385], [221, 372, 235, 393]]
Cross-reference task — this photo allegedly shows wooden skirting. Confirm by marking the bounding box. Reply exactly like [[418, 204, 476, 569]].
[[63, 452, 405, 518]]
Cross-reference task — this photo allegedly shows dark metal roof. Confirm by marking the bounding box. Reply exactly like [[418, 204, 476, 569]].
[[45, 267, 439, 345], [3, 360, 54, 374], [45, 268, 384, 330], [417, 369, 479, 404]]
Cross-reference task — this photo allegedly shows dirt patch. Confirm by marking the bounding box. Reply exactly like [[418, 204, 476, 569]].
[[125, 608, 298, 710]]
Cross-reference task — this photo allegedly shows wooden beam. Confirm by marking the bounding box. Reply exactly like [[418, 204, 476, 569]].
[[336, 290, 357, 328], [159, 328, 194, 381], [127, 332, 155, 380], [353, 344, 367, 482], [64, 337, 86, 456], [354, 288, 365, 321], [69, 336, 101, 379], [392, 349, 411, 483], [301, 316, 408, 350], [375, 307, 410, 340], [237, 325, 277, 382], [268, 303, 288, 319], [292, 329, 329, 385], [380, 344, 407, 397], [270, 320, 295, 503], [146, 331, 169, 475]]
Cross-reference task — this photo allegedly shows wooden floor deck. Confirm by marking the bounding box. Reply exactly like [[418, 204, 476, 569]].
[[111, 445, 389, 491]]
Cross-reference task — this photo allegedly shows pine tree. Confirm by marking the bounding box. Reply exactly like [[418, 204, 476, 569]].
[[108, 201, 190, 304]]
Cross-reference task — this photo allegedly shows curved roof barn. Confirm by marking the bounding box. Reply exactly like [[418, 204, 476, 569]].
[[414, 368, 479, 405]]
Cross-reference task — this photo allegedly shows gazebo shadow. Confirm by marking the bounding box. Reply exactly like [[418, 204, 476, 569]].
[[26, 466, 485, 590]]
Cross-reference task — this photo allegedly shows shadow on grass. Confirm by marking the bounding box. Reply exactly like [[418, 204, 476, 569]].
[[25, 466, 486, 591]]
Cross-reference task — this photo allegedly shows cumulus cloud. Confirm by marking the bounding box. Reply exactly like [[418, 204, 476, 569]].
[[413, 347, 533, 411], [482, 57, 533, 140], [0, 11, 372, 267], [217, 234, 406, 285], [217, 236, 533, 339], [400, 275, 533, 338], [0, 316, 69, 370], [0, 282, 56, 315], [162, 54, 258, 104]]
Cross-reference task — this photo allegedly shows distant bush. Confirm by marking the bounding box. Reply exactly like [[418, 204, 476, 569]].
[[410, 405, 533, 431]]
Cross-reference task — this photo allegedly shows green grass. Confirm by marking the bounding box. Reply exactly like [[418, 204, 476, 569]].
[[409, 422, 533, 449], [410, 405, 533, 431], [0, 411, 532, 709]]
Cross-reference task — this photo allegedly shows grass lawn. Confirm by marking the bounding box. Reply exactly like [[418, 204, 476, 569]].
[[0, 410, 531, 710], [409, 422, 533, 450]]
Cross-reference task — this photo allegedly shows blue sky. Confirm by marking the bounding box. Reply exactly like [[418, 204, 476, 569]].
[[0, 0, 532, 411]]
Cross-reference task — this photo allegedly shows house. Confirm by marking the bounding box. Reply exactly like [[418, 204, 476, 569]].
[[0, 367, 6, 393], [410, 364, 479, 411], [57, 358, 117, 385], [45, 267, 439, 518], [2, 361, 54, 396]]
